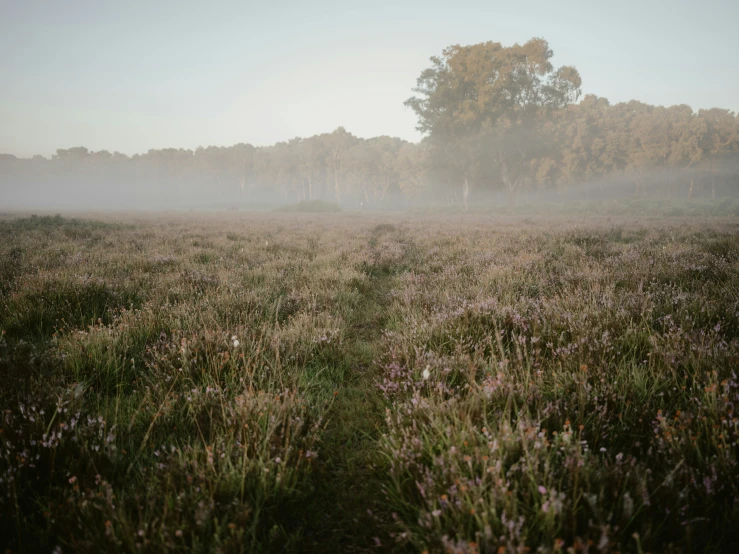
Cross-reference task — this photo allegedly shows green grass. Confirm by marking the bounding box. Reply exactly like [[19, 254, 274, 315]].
[[1, 212, 738, 553]]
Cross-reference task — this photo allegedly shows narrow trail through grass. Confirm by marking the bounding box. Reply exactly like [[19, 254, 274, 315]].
[[302, 224, 410, 552]]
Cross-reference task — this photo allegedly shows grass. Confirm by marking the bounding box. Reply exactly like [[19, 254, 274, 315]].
[[1, 211, 738, 553]]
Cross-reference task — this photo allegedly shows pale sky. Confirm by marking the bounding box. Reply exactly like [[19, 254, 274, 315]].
[[1, 0, 737, 158]]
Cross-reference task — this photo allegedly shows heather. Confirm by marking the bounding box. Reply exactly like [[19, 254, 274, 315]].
[[1, 211, 738, 553]]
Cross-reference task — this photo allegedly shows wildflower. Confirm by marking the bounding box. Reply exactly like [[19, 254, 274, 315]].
[[232, 336, 240, 348], [175, 530, 183, 537], [538, 486, 547, 494], [623, 491, 634, 518], [422, 366, 430, 380]]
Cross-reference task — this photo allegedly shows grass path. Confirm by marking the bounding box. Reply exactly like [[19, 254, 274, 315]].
[[301, 225, 409, 552]]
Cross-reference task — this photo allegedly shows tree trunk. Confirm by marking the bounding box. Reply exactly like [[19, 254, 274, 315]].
[[333, 162, 341, 205], [381, 178, 389, 201]]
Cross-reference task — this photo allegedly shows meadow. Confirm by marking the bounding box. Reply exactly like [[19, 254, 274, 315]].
[[1, 210, 738, 553]]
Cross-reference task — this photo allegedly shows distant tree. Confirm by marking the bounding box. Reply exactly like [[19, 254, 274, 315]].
[[405, 38, 581, 205], [297, 138, 326, 201], [322, 127, 359, 205], [53, 147, 90, 160], [697, 108, 739, 198], [396, 142, 430, 201]]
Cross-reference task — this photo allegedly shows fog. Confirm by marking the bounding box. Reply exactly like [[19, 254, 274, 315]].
[[1, 142, 738, 213], [2, 30, 738, 213]]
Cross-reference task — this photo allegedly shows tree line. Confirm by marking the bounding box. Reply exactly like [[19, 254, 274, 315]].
[[2, 38, 738, 208]]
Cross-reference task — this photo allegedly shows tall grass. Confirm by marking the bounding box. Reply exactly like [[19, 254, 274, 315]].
[[1, 212, 738, 552]]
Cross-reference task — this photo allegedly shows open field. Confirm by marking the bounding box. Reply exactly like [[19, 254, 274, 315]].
[[1, 211, 739, 553]]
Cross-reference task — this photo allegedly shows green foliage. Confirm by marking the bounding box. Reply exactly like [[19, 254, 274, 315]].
[[405, 38, 581, 138]]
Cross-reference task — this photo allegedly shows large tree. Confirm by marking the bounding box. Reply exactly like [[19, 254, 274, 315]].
[[405, 38, 581, 204]]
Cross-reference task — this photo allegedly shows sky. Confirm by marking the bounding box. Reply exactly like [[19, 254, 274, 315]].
[[1, 0, 737, 158]]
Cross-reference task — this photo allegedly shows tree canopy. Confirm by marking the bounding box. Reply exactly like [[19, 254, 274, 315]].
[[405, 38, 581, 138]]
